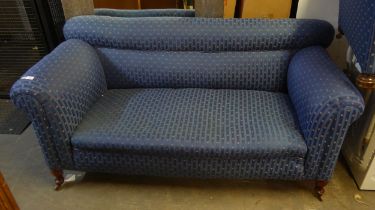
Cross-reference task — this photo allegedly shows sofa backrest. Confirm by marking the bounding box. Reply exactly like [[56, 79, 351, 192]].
[[64, 16, 334, 92]]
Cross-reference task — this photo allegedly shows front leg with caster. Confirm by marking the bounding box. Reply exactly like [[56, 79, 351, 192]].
[[51, 170, 64, 191], [315, 180, 329, 201]]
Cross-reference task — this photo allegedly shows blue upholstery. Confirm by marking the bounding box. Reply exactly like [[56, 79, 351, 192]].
[[72, 89, 306, 179], [10, 39, 107, 169], [73, 150, 305, 179], [97, 48, 293, 91], [94, 9, 195, 17], [288, 46, 365, 179], [72, 89, 307, 158], [10, 16, 365, 182], [339, 0, 375, 74], [64, 16, 335, 51]]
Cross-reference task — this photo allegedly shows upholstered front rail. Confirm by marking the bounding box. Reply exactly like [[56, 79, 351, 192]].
[[288, 46, 365, 180], [10, 40, 107, 170]]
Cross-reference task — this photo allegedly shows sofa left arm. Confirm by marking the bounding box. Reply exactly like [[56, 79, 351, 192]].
[[10, 39, 107, 170], [288, 46, 365, 180]]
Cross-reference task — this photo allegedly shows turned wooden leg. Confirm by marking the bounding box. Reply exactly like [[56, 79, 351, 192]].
[[315, 180, 329, 201], [51, 170, 64, 191], [356, 73, 375, 103]]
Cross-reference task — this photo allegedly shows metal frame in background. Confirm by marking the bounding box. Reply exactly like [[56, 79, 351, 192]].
[[0, 0, 65, 98]]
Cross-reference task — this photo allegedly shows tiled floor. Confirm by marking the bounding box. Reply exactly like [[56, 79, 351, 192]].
[[0, 126, 374, 210]]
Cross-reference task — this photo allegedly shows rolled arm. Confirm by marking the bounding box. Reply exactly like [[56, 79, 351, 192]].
[[288, 46, 365, 180], [10, 39, 107, 170]]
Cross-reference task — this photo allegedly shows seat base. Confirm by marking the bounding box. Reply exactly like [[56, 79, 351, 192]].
[[71, 88, 308, 180], [72, 89, 307, 160], [72, 149, 305, 180]]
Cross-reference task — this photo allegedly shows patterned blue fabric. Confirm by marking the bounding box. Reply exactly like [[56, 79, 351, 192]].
[[72, 89, 307, 158], [72, 89, 306, 179], [94, 9, 195, 17], [339, 0, 375, 74], [10, 39, 107, 170], [73, 150, 305, 180], [97, 48, 293, 91], [288, 46, 365, 180], [63, 16, 335, 51], [10, 17, 364, 182]]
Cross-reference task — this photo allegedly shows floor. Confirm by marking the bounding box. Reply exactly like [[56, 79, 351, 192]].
[[1, 127, 374, 210], [0, 99, 30, 135]]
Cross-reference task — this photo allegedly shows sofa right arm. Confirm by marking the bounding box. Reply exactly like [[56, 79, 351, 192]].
[[287, 46, 364, 180], [10, 39, 107, 170]]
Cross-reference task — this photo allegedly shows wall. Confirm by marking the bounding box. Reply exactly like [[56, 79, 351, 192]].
[[297, 0, 339, 28], [141, 0, 177, 9], [296, 0, 347, 68], [93, 0, 177, 9], [93, 0, 139, 9], [240, 0, 292, 19]]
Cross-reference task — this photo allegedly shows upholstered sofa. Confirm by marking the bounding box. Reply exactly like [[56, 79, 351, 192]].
[[10, 16, 364, 200]]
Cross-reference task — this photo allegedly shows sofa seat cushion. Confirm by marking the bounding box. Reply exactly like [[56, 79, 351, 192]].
[[71, 89, 307, 159]]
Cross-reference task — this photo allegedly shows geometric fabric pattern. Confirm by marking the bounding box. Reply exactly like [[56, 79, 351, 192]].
[[339, 0, 375, 74], [10, 17, 365, 181], [288, 46, 365, 179], [73, 149, 306, 180], [64, 16, 335, 51], [72, 89, 307, 160], [97, 49, 293, 91], [10, 40, 107, 169]]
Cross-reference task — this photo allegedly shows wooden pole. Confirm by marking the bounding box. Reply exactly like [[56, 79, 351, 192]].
[[0, 172, 19, 210], [195, 0, 224, 17], [60, 0, 94, 20]]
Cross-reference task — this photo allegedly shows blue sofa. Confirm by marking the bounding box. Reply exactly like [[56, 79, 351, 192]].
[[10, 16, 364, 199]]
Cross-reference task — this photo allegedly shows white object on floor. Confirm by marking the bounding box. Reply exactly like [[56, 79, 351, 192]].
[[64, 170, 86, 183]]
